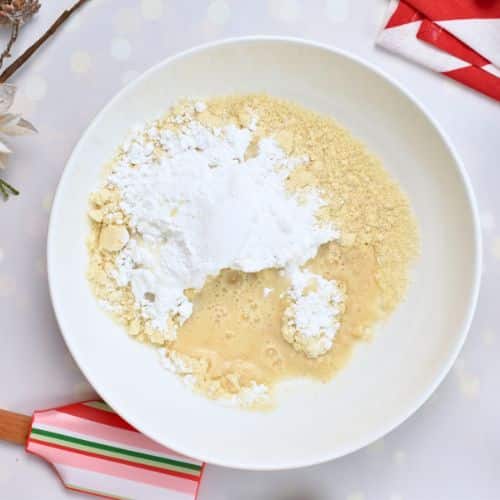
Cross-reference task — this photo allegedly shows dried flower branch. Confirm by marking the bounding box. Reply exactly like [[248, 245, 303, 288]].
[[0, 0, 88, 83], [0, 83, 36, 199], [0, 0, 40, 68], [0, 20, 19, 69], [0, 0, 40, 199], [0, 0, 89, 200], [0, 0, 40, 24]]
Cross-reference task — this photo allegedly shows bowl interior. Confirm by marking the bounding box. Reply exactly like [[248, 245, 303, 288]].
[[48, 38, 480, 469]]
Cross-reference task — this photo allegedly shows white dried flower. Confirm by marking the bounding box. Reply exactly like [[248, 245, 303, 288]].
[[0, 83, 35, 199], [0, 83, 35, 169]]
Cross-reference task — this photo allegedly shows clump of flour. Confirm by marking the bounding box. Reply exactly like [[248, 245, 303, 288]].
[[103, 103, 339, 340], [282, 268, 345, 358], [159, 349, 270, 408]]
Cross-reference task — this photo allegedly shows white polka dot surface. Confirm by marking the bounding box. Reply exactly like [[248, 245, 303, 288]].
[[112, 7, 141, 34], [206, 0, 231, 26], [41, 192, 53, 212], [346, 492, 365, 500], [10, 87, 37, 116], [481, 329, 495, 346], [64, 12, 81, 32], [325, 0, 350, 23], [454, 358, 481, 399], [35, 256, 45, 275], [0, 274, 15, 297], [110, 37, 132, 61], [393, 450, 407, 466], [491, 236, 500, 260], [141, 0, 165, 21], [70, 50, 92, 74], [366, 437, 385, 455], [269, 0, 301, 24], [460, 375, 481, 398], [24, 75, 47, 102], [480, 211, 496, 231], [0, 464, 13, 486], [120, 69, 140, 85], [0, 1, 498, 499]]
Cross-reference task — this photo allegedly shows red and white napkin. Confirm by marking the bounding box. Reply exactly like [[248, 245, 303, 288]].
[[377, 0, 500, 101]]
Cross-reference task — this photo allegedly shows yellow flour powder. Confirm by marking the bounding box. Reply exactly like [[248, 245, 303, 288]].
[[87, 94, 418, 408]]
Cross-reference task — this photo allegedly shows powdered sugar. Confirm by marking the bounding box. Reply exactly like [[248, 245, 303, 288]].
[[194, 101, 206, 113], [104, 104, 338, 339], [282, 267, 344, 358]]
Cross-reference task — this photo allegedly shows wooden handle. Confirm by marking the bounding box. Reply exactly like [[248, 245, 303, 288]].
[[0, 409, 32, 445]]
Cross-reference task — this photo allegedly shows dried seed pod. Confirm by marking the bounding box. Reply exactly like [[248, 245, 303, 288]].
[[0, 0, 41, 25]]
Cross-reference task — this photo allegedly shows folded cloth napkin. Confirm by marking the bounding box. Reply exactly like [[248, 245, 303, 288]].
[[377, 0, 500, 101]]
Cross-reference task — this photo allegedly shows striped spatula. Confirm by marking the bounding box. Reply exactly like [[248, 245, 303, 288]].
[[0, 401, 204, 499]]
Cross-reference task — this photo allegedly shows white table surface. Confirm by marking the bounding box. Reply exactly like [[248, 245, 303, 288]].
[[0, 1, 498, 499]]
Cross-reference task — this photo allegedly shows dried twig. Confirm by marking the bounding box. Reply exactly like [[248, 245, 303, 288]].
[[0, 0, 89, 200], [0, 0, 89, 83], [0, 20, 19, 69]]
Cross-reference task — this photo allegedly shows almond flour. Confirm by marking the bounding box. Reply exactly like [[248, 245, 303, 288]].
[[87, 94, 418, 409]]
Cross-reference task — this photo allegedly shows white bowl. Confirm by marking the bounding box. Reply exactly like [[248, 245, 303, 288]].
[[47, 37, 481, 470]]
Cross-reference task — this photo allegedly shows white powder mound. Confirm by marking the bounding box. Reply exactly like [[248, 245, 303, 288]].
[[105, 106, 339, 339], [158, 349, 270, 407], [282, 267, 344, 358], [226, 382, 269, 407]]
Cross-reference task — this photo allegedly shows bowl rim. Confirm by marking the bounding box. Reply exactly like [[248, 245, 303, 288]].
[[47, 35, 482, 470]]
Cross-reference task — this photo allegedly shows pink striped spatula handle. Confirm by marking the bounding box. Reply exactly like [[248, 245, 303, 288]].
[[1, 401, 205, 499]]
